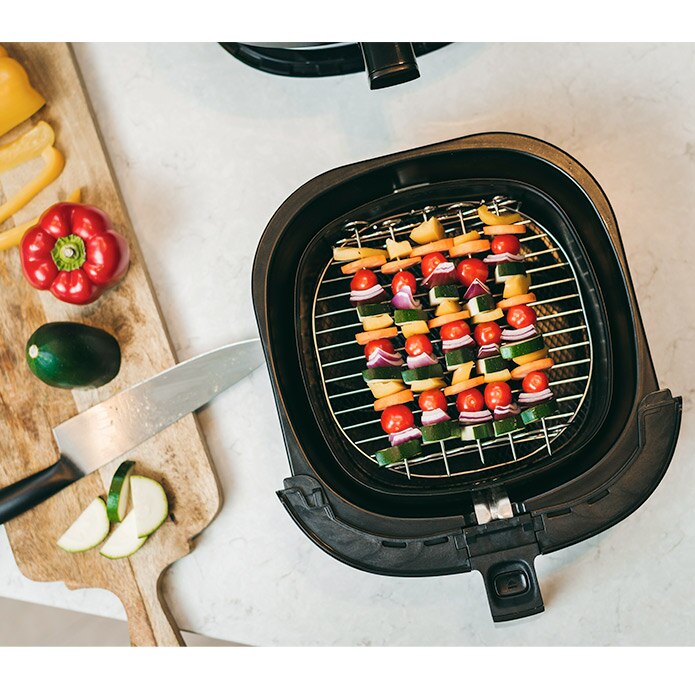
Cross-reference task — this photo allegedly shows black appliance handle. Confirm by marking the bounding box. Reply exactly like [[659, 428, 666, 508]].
[[468, 545, 545, 622], [278, 474, 546, 622], [359, 43, 420, 89], [0, 456, 83, 525]]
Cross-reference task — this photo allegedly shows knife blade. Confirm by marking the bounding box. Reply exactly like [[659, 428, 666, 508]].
[[0, 338, 264, 524]]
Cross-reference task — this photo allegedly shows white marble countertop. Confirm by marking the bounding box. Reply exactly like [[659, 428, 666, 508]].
[[1, 42, 694, 645]]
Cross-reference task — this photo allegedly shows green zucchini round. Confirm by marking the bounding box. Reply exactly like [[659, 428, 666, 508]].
[[26, 322, 121, 389]]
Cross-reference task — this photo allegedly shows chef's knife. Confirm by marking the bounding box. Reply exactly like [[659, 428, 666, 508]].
[[0, 338, 263, 525]]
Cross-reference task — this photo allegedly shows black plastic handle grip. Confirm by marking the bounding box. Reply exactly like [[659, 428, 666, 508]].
[[0, 457, 83, 524], [359, 43, 420, 89]]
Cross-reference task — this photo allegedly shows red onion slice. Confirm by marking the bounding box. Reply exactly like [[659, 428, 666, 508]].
[[442, 335, 474, 352], [388, 426, 422, 447], [493, 403, 520, 420], [367, 348, 404, 369], [421, 408, 451, 426], [423, 262, 456, 288], [391, 286, 422, 310], [477, 343, 500, 359], [458, 409, 493, 424], [518, 388, 554, 405], [500, 325, 538, 342], [350, 284, 387, 305], [483, 252, 524, 264], [463, 278, 490, 300], [406, 352, 438, 369]]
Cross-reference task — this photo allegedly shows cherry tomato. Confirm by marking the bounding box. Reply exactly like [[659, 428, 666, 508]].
[[440, 320, 471, 341], [474, 321, 502, 346], [507, 304, 537, 329], [455, 257, 488, 287], [491, 235, 521, 256], [456, 388, 485, 413], [405, 334, 433, 357], [350, 269, 378, 291], [364, 338, 395, 359], [392, 270, 417, 295], [421, 252, 447, 278], [418, 389, 448, 413], [380, 404, 415, 434], [522, 370, 549, 393], [484, 382, 512, 410]]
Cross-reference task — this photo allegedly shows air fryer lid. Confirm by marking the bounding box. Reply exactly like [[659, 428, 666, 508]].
[[252, 133, 681, 621]]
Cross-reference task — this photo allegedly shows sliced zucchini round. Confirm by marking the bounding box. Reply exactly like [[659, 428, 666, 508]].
[[376, 438, 422, 466], [500, 335, 545, 359], [106, 460, 135, 523], [461, 422, 494, 441], [520, 399, 558, 425]]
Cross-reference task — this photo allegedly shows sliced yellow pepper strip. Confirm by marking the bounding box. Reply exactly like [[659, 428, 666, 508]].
[[0, 146, 65, 226], [0, 121, 55, 174], [0, 46, 46, 137], [477, 204, 522, 226], [0, 187, 81, 251]]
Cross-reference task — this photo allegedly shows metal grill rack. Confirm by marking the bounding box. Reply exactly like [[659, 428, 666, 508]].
[[311, 196, 593, 480]]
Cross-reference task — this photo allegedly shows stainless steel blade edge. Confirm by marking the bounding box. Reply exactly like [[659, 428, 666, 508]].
[[53, 338, 263, 475]]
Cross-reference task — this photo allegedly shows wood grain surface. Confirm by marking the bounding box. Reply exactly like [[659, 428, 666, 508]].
[[0, 43, 222, 646]]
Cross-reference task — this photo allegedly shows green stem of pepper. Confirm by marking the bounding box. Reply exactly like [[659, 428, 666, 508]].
[[51, 234, 86, 272]]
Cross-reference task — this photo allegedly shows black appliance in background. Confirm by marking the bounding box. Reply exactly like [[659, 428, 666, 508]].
[[219, 42, 450, 89], [252, 133, 682, 622]]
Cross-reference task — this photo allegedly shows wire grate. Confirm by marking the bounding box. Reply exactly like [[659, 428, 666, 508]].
[[311, 196, 593, 479]]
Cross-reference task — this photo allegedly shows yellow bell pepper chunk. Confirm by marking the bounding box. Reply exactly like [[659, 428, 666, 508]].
[[477, 205, 522, 226], [0, 46, 46, 137], [0, 121, 55, 174], [0, 187, 81, 251], [0, 146, 65, 226]]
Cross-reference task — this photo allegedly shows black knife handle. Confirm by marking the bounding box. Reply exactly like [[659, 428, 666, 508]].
[[0, 457, 83, 525]]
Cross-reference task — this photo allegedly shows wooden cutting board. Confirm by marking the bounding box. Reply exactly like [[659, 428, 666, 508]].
[[0, 43, 222, 646]]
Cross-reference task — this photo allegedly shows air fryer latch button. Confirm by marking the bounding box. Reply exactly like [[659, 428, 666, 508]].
[[494, 569, 530, 597]]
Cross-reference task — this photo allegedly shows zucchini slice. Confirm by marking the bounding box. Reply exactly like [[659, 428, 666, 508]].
[[401, 363, 444, 384], [357, 302, 390, 318], [500, 335, 545, 360], [492, 415, 523, 436], [520, 399, 559, 425], [476, 355, 507, 375], [376, 438, 422, 466], [362, 367, 403, 383], [461, 422, 494, 441], [495, 262, 527, 283], [421, 421, 458, 443], [394, 308, 429, 324], [466, 293, 495, 316], [429, 285, 459, 305], [445, 347, 475, 369]]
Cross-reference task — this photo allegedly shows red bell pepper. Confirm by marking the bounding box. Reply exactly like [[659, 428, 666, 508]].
[[20, 202, 130, 305]]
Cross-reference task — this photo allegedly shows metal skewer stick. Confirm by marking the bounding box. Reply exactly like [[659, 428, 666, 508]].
[[541, 417, 552, 454], [403, 457, 411, 480], [507, 432, 517, 460], [476, 438, 485, 463], [440, 441, 451, 476]]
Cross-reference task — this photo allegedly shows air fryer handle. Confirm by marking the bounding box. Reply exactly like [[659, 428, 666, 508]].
[[469, 546, 545, 622], [359, 43, 420, 89]]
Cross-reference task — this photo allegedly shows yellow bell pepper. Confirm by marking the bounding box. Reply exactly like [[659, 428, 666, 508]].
[[0, 146, 65, 226], [0, 45, 46, 137], [477, 205, 522, 226], [0, 187, 81, 251], [0, 120, 55, 173]]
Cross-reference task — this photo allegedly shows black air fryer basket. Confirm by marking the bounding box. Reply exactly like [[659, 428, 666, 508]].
[[252, 133, 681, 622]]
